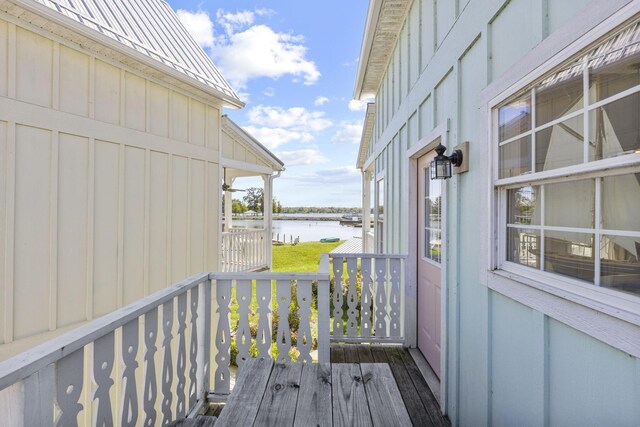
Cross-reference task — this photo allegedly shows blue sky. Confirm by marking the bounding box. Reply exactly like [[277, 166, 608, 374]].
[[166, 0, 371, 207]]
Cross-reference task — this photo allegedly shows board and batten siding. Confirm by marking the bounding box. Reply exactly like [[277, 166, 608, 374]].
[[0, 18, 222, 355], [364, 0, 640, 425]]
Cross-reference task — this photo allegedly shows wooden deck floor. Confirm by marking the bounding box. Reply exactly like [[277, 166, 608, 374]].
[[202, 345, 450, 426], [331, 344, 450, 427]]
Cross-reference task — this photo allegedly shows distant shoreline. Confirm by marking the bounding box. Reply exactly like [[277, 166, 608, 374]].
[[232, 215, 341, 221]]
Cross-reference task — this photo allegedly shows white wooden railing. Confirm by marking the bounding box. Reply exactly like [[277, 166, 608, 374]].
[[325, 253, 406, 344], [209, 272, 331, 397], [221, 228, 268, 272], [364, 231, 375, 253], [0, 253, 405, 423], [0, 273, 212, 426]]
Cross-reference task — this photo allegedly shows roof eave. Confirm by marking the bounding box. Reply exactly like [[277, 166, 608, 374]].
[[222, 116, 285, 172], [354, 0, 383, 100], [356, 103, 376, 170], [8, 0, 244, 108]]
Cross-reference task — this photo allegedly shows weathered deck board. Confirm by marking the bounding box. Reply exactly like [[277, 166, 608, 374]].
[[168, 415, 217, 426], [214, 358, 273, 426], [398, 349, 449, 427], [385, 346, 436, 427], [254, 362, 303, 426], [356, 345, 374, 363], [331, 344, 345, 363], [360, 363, 412, 427], [331, 363, 372, 427], [369, 345, 389, 363], [294, 363, 332, 427]]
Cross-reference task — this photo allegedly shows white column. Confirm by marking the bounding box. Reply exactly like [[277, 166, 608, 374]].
[[223, 177, 234, 231], [263, 175, 273, 269], [362, 170, 372, 252]]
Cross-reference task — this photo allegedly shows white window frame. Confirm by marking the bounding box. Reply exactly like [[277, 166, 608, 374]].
[[486, 2, 640, 358], [375, 170, 386, 253]]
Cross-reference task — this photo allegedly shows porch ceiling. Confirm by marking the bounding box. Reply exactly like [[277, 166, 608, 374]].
[[354, 0, 412, 100]]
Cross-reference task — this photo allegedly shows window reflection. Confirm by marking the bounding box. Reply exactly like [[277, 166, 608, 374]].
[[498, 95, 531, 142], [507, 228, 540, 268], [536, 70, 583, 126], [602, 173, 640, 232], [588, 92, 640, 161], [508, 186, 539, 225], [499, 136, 531, 178], [536, 115, 584, 171], [545, 179, 595, 228], [600, 235, 640, 296], [544, 231, 594, 283]]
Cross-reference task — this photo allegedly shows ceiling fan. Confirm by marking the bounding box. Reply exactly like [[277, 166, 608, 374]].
[[222, 168, 246, 193]]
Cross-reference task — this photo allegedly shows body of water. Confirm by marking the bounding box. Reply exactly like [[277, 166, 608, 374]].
[[232, 219, 361, 242]]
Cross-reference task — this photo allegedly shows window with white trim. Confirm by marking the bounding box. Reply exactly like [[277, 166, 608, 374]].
[[495, 19, 640, 298]]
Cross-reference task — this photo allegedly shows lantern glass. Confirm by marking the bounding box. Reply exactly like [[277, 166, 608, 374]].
[[430, 157, 452, 179]]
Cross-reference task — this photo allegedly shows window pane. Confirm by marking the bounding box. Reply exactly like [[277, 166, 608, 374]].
[[427, 178, 442, 229], [425, 229, 442, 263], [602, 173, 640, 232], [600, 234, 640, 296], [588, 92, 640, 161], [507, 228, 540, 268], [507, 186, 540, 225], [536, 71, 583, 126], [544, 231, 594, 282], [545, 179, 595, 228], [499, 135, 531, 178], [588, 34, 640, 102], [498, 95, 531, 142], [535, 115, 584, 171]]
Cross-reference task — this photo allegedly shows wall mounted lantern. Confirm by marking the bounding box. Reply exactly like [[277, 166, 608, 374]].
[[430, 143, 463, 180]]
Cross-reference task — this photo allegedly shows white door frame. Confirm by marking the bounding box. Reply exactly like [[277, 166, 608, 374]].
[[406, 121, 449, 413]]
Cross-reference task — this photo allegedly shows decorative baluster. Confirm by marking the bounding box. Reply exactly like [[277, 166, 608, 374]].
[[161, 300, 174, 424], [143, 309, 158, 427], [275, 279, 292, 362], [389, 258, 402, 337], [214, 279, 231, 395], [176, 293, 187, 418], [346, 257, 359, 337], [374, 257, 388, 338], [93, 332, 115, 427], [255, 279, 272, 358], [55, 348, 84, 427], [235, 279, 252, 368], [188, 287, 199, 409], [121, 319, 139, 427], [332, 257, 344, 337], [297, 280, 313, 362], [360, 257, 373, 338]]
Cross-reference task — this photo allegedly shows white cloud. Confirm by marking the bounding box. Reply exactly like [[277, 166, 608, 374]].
[[275, 149, 329, 166], [263, 87, 276, 97], [176, 10, 216, 49], [314, 96, 329, 106], [177, 8, 320, 90], [247, 105, 332, 132], [243, 126, 313, 150], [348, 99, 368, 112], [284, 166, 360, 185], [332, 120, 363, 144], [212, 24, 320, 89]]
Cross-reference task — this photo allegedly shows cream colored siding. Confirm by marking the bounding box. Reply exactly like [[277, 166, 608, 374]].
[[0, 20, 222, 350], [0, 20, 7, 97]]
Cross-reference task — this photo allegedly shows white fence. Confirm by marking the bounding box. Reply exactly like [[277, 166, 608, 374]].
[[220, 229, 268, 272], [0, 253, 406, 423]]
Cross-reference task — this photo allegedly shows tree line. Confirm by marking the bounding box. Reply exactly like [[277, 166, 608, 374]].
[[229, 187, 360, 214]]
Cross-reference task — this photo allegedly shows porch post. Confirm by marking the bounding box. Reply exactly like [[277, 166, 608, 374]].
[[263, 174, 273, 269], [362, 169, 372, 252], [224, 178, 233, 231]]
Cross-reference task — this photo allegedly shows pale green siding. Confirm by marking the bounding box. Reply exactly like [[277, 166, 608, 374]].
[[363, 0, 640, 425]]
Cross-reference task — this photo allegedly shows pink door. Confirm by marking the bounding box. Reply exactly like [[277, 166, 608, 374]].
[[417, 152, 442, 378]]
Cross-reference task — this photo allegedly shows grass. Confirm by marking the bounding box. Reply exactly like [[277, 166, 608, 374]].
[[272, 240, 344, 272]]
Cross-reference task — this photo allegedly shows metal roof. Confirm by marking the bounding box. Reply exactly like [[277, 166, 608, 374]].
[[28, 0, 241, 104]]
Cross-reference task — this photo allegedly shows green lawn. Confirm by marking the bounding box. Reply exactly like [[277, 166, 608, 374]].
[[272, 240, 343, 272]]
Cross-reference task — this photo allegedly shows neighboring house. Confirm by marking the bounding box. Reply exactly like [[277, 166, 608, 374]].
[[0, 0, 282, 360], [355, 0, 640, 425]]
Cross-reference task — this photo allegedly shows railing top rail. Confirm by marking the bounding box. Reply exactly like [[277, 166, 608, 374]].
[[328, 253, 408, 259], [222, 228, 266, 234], [209, 272, 330, 281], [0, 272, 210, 391]]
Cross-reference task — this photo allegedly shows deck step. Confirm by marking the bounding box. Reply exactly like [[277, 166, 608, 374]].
[[167, 415, 217, 426]]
